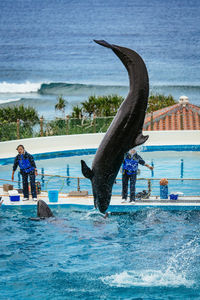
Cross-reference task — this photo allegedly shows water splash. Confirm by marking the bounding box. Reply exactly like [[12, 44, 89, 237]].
[[101, 269, 194, 288], [81, 209, 109, 221], [101, 238, 199, 288]]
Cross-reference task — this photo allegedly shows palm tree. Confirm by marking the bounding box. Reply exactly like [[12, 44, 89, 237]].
[[71, 105, 83, 119], [55, 95, 67, 118], [81, 96, 96, 117], [0, 105, 39, 123]]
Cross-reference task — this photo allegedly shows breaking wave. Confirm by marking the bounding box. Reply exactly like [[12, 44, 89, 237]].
[[38, 82, 200, 96], [0, 81, 199, 98], [38, 82, 129, 96], [0, 98, 21, 104], [0, 81, 42, 93]]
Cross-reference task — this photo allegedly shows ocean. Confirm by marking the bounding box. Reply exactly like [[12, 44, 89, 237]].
[[0, 0, 199, 119]]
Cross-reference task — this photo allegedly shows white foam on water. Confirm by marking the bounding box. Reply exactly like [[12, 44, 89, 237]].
[[81, 209, 107, 220], [101, 269, 194, 288], [101, 238, 198, 288], [0, 98, 21, 104], [0, 81, 42, 93]]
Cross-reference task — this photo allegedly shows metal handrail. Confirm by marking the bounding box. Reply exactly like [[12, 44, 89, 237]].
[[1, 175, 200, 197], [1, 176, 200, 183]]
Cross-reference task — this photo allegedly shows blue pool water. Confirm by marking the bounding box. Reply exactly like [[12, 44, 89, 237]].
[[1, 206, 200, 299]]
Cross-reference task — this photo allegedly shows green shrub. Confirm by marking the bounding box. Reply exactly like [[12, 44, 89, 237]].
[[71, 94, 124, 118], [147, 94, 177, 113]]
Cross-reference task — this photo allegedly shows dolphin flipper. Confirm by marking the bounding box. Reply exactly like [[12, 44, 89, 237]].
[[81, 160, 94, 180], [132, 133, 149, 148]]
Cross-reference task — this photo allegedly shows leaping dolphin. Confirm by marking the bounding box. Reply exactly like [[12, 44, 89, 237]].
[[81, 40, 149, 214]]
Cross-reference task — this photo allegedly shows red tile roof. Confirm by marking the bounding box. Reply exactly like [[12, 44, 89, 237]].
[[143, 98, 200, 131]]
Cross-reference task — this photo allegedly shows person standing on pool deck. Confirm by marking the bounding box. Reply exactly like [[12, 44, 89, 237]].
[[12, 145, 38, 201], [122, 148, 153, 202]]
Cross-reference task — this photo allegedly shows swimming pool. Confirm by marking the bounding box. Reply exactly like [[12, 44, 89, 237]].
[[1, 205, 200, 299], [1, 148, 200, 299]]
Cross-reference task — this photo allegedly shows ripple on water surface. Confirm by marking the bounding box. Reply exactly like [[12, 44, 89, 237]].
[[1, 207, 200, 299]]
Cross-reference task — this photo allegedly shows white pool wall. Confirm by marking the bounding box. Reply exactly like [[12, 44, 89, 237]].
[[0, 130, 200, 159]]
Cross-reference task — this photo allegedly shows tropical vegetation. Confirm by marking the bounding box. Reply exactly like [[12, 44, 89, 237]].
[[70, 93, 176, 117], [0, 93, 177, 141], [71, 94, 124, 118], [147, 93, 177, 113], [0, 105, 39, 123], [0, 105, 39, 141], [55, 95, 67, 117]]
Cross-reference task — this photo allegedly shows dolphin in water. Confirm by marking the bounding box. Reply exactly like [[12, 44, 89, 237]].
[[37, 200, 54, 218], [30, 200, 54, 220], [81, 40, 149, 214]]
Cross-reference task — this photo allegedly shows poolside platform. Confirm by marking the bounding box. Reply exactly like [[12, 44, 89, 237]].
[[1, 131, 200, 212], [1, 187, 200, 212]]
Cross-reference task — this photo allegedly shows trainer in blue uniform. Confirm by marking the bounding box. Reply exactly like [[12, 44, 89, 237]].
[[12, 145, 38, 201], [122, 148, 153, 202]]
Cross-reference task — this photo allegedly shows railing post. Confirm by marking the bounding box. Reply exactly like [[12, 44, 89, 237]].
[[17, 119, 20, 139], [40, 117, 44, 137], [66, 164, 70, 186], [66, 115, 70, 135], [151, 160, 154, 177], [148, 179, 152, 195], [41, 167, 45, 189], [77, 177, 80, 192], [180, 159, 184, 183]]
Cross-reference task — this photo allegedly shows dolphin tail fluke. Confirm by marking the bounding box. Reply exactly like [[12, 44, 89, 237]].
[[93, 40, 111, 48], [81, 160, 94, 180]]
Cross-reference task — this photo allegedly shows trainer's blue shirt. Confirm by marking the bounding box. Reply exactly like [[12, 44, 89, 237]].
[[122, 152, 145, 175], [13, 151, 36, 174]]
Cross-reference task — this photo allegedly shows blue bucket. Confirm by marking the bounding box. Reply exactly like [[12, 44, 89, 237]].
[[48, 190, 59, 203], [9, 195, 20, 202], [170, 194, 178, 200]]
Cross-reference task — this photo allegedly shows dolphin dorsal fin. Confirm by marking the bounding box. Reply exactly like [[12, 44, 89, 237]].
[[81, 160, 94, 179]]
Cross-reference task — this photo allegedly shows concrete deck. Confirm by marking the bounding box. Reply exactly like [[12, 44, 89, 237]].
[[1, 188, 200, 212]]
